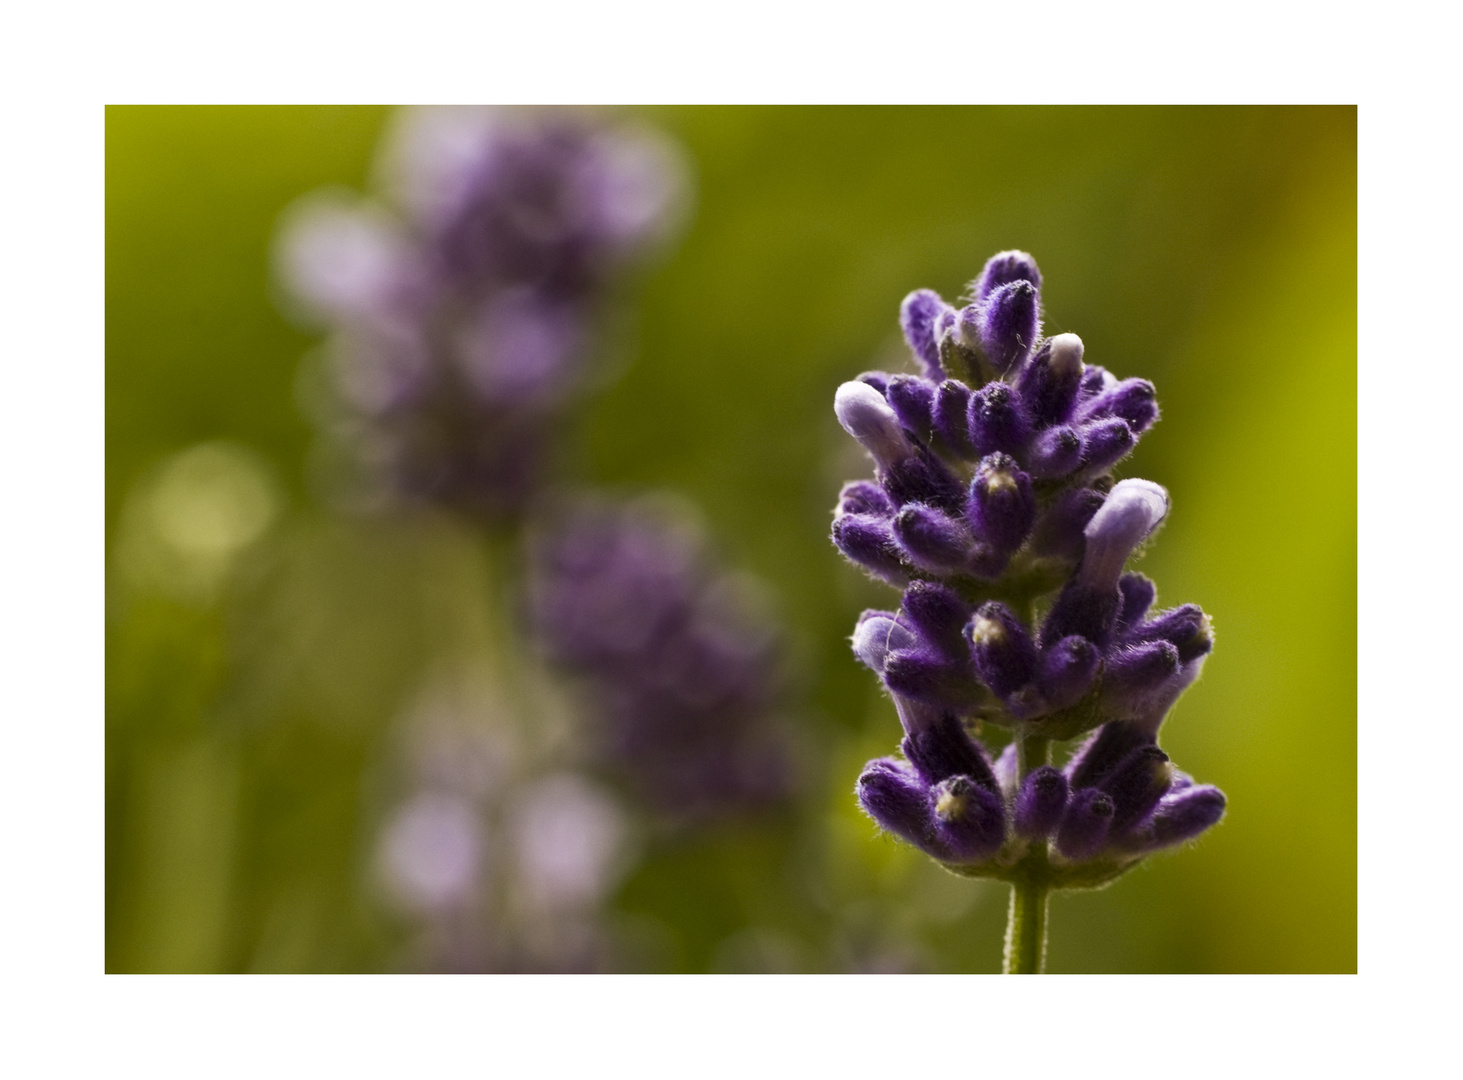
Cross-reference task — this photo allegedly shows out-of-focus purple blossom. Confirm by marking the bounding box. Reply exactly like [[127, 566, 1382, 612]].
[[276, 106, 689, 519], [374, 682, 638, 972], [833, 251, 1224, 884], [378, 790, 486, 914], [527, 498, 796, 821], [508, 772, 631, 912], [372, 686, 508, 971]]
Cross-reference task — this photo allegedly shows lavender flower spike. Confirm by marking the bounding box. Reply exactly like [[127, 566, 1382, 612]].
[[275, 107, 689, 520], [830, 251, 1226, 973], [528, 498, 794, 822]]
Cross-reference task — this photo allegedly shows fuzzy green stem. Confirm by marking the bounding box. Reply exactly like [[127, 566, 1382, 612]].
[[1003, 729, 1052, 974], [1003, 873, 1050, 974], [1016, 733, 1049, 778]]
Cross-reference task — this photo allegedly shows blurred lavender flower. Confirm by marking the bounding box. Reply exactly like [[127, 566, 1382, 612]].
[[276, 106, 689, 519], [375, 680, 635, 972], [378, 790, 486, 916], [497, 770, 634, 972], [832, 252, 1224, 967], [509, 772, 630, 913], [527, 497, 796, 821]]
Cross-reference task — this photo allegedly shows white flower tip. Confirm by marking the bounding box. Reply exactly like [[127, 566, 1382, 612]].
[[834, 382, 910, 465], [851, 614, 916, 673], [1048, 333, 1084, 376], [1081, 479, 1170, 587], [834, 380, 894, 434], [1091, 477, 1168, 535]]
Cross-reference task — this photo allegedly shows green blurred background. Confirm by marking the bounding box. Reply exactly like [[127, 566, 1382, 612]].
[[106, 105, 1355, 973]]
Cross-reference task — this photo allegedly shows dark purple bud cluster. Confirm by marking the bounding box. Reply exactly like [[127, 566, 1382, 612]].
[[278, 107, 687, 519], [856, 719, 1225, 870], [834, 251, 1224, 880], [527, 499, 793, 822]]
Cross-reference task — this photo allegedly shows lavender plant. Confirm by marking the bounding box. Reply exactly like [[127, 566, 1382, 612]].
[[371, 678, 637, 972], [527, 498, 794, 823], [277, 106, 687, 520], [277, 108, 801, 968], [831, 251, 1226, 973]]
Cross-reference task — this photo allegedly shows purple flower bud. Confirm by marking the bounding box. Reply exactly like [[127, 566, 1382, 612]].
[[835, 381, 914, 469], [879, 446, 967, 514], [856, 370, 891, 395], [1028, 486, 1105, 562], [884, 375, 936, 442], [851, 611, 917, 674], [892, 503, 974, 573], [976, 279, 1041, 375], [1077, 417, 1136, 475], [968, 382, 1031, 459], [1079, 364, 1115, 400], [1014, 766, 1069, 839], [1028, 425, 1084, 479], [1040, 578, 1121, 651], [900, 289, 951, 380], [857, 758, 934, 849], [965, 453, 1036, 556], [1065, 722, 1153, 790], [933, 380, 976, 458], [1129, 604, 1214, 664], [1116, 572, 1157, 631], [1079, 479, 1169, 591], [883, 645, 967, 707], [1081, 377, 1159, 434], [1054, 788, 1114, 860], [902, 713, 997, 789], [967, 602, 1039, 698], [932, 775, 1008, 860], [901, 581, 973, 659], [1115, 382, 1160, 434], [1101, 641, 1183, 718], [1015, 333, 1085, 427], [1100, 745, 1174, 833], [1144, 785, 1226, 850], [837, 479, 893, 519], [1129, 656, 1207, 738], [831, 514, 908, 585], [1038, 634, 1100, 709], [970, 250, 1042, 304]]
